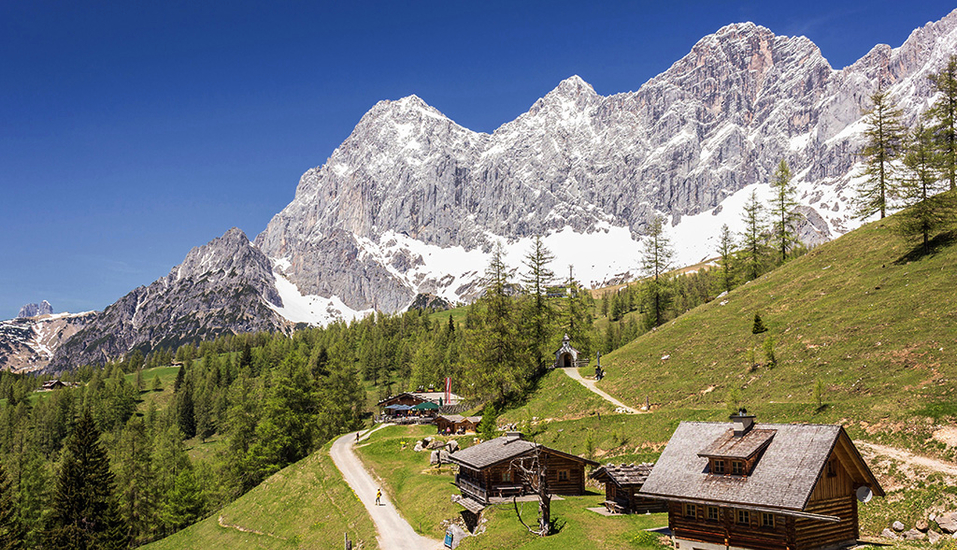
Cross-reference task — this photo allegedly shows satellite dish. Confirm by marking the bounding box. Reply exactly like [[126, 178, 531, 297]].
[[856, 486, 873, 503]]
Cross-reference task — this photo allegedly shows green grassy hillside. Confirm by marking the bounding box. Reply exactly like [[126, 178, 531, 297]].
[[594, 217, 956, 457], [143, 440, 379, 550]]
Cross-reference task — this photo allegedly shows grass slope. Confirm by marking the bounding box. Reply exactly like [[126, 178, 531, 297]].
[[144, 440, 379, 550], [354, 423, 669, 550], [596, 219, 956, 451]]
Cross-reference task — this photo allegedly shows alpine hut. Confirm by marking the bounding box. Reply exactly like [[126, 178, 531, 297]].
[[639, 411, 884, 550]]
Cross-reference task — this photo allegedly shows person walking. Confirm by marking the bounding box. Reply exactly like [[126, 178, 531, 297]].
[[376, 488, 382, 506]]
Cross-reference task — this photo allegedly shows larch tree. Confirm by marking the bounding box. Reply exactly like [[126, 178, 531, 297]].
[[0, 460, 25, 550], [740, 189, 766, 281], [521, 236, 556, 372], [717, 224, 735, 294], [897, 123, 954, 251], [640, 214, 674, 328], [925, 55, 957, 191], [769, 160, 799, 263], [856, 87, 906, 219]]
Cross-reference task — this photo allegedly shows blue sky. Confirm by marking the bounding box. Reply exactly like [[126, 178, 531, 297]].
[[2, 0, 954, 319]]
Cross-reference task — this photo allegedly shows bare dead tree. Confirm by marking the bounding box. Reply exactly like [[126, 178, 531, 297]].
[[509, 446, 551, 536]]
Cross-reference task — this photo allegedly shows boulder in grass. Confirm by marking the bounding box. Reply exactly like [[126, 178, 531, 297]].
[[881, 528, 899, 540], [446, 439, 459, 452], [893, 520, 905, 532], [917, 519, 930, 532], [937, 512, 957, 534], [413, 441, 424, 452], [928, 530, 942, 544], [903, 529, 926, 541]]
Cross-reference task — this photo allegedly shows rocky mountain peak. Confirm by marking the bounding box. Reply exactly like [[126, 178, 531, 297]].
[[17, 300, 53, 318], [528, 74, 600, 116]]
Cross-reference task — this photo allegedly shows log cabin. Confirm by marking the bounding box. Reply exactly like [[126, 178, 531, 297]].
[[449, 432, 598, 505], [436, 414, 482, 434], [639, 412, 884, 550], [590, 462, 668, 514]]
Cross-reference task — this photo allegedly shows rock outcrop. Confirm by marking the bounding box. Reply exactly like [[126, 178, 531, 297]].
[[48, 228, 287, 369]]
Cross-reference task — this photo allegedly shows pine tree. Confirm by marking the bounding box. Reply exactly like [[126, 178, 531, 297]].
[[521, 236, 556, 372], [640, 214, 674, 328], [114, 416, 156, 545], [897, 123, 954, 251], [741, 189, 766, 281], [769, 160, 799, 263], [0, 461, 25, 550], [925, 55, 957, 191], [856, 87, 906, 219], [47, 409, 129, 550], [752, 312, 767, 334], [717, 224, 735, 293], [160, 468, 206, 533]]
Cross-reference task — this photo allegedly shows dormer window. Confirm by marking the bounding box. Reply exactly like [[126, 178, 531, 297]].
[[698, 421, 776, 478]]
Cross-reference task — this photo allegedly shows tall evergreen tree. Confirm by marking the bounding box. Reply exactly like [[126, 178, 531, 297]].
[[897, 123, 954, 251], [47, 409, 128, 550], [0, 461, 25, 550], [769, 160, 799, 262], [925, 55, 957, 191], [521, 236, 556, 372], [159, 468, 206, 533], [716, 224, 735, 294], [857, 87, 906, 219], [640, 215, 674, 328], [461, 245, 527, 404], [741, 189, 766, 281]]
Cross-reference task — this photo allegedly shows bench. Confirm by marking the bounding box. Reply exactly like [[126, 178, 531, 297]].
[[604, 500, 627, 514], [495, 485, 524, 498]]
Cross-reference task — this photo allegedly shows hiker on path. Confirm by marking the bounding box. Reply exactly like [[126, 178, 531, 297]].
[[376, 488, 382, 506], [356, 432, 360, 443]]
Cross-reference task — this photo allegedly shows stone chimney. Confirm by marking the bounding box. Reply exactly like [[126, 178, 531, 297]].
[[730, 409, 755, 437]]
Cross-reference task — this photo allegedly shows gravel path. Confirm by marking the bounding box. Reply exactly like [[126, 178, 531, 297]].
[[330, 428, 444, 550], [559, 366, 640, 414], [855, 440, 957, 478]]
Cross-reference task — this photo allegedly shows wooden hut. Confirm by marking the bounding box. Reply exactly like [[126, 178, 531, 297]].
[[436, 415, 482, 434], [590, 463, 667, 514], [449, 432, 597, 505], [639, 411, 884, 550]]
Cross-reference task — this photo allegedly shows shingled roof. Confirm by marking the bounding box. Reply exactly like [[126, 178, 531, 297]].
[[449, 433, 598, 470], [639, 421, 884, 516], [448, 434, 541, 469], [697, 428, 776, 460], [590, 463, 655, 487]]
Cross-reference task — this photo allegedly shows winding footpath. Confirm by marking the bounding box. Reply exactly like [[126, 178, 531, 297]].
[[330, 427, 444, 550], [559, 366, 640, 414]]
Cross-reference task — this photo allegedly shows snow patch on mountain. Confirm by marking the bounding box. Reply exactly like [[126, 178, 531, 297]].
[[268, 270, 373, 325]]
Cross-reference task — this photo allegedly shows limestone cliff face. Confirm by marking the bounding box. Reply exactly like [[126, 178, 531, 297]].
[[26, 9, 957, 370], [256, 10, 957, 312], [48, 228, 287, 370]]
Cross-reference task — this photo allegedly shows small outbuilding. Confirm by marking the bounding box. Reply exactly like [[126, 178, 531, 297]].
[[589, 463, 667, 514], [552, 333, 580, 369], [639, 411, 884, 550]]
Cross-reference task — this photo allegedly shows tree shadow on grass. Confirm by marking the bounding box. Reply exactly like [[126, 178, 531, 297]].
[[893, 230, 957, 265], [550, 516, 567, 535]]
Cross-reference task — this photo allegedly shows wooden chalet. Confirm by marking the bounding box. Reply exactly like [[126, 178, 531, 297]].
[[436, 414, 481, 434], [449, 432, 598, 505], [376, 391, 462, 410], [639, 412, 884, 550], [590, 462, 668, 514]]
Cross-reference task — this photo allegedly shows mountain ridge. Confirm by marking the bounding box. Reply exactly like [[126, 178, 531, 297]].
[[4, 8, 955, 371]]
